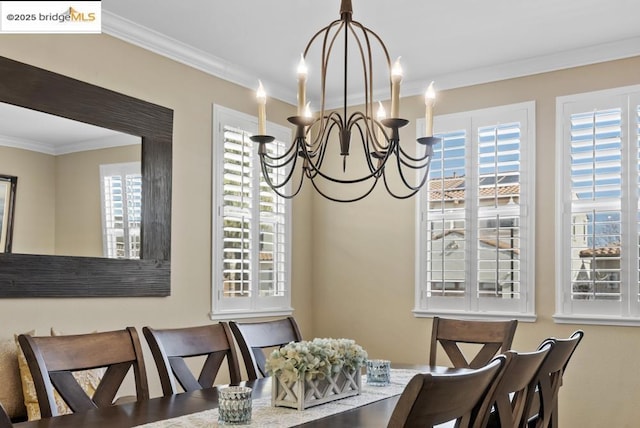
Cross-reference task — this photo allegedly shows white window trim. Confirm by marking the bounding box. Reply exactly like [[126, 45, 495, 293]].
[[414, 102, 536, 322], [554, 84, 640, 326], [99, 161, 141, 259], [210, 105, 293, 321]]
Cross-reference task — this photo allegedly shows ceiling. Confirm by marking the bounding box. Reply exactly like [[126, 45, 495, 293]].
[[0, 103, 139, 155], [101, 0, 640, 108], [4, 0, 640, 150]]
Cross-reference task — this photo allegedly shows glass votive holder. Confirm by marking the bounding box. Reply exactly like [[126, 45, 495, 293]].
[[366, 359, 391, 386], [218, 386, 252, 425]]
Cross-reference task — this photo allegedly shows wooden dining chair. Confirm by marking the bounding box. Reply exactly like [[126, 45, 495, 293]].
[[229, 316, 302, 380], [142, 323, 241, 396], [17, 327, 149, 418], [523, 330, 584, 428], [429, 317, 518, 369], [387, 356, 506, 428], [472, 343, 553, 428], [0, 403, 12, 428]]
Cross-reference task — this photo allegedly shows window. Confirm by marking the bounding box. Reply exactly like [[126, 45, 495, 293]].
[[211, 105, 292, 319], [100, 162, 141, 259], [555, 85, 640, 325], [415, 102, 536, 320]]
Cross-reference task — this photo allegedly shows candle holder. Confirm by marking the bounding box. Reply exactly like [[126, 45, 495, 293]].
[[218, 386, 252, 424], [250, 135, 275, 155], [381, 118, 409, 142], [366, 359, 391, 386], [417, 136, 441, 146]]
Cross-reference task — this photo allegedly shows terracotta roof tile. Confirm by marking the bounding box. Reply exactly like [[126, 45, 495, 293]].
[[579, 246, 621, 257]]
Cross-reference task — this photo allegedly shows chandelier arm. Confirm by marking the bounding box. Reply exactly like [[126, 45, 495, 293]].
[[347, 20, 379, 146], [347, 109, 383, 140], [348, 17, 393, 110], [261, 159, 306, 200], [260, 138, 303, 162], [308, 110, 344, 149], [317, 21, 346, 129], [396, 142, 435, 163], [303, 19, 343, 57], [392, 144, 433, 191], [348, 112, 385, 174], [308, 173, 379, 203], [305, 113, 344, 177], [258, 149, 300, 191], [304, 113, 383, 184], [382, 174, 423, 200]]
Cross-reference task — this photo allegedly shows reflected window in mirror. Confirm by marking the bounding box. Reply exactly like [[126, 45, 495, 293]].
[[0, 174, 17, 253], [100, 162, 142, 259]]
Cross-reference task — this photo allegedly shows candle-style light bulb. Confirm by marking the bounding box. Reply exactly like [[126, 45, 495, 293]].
[[303, 101, 312, 118], [377, 101, 387, 121], [424, 81, 436, 137], [256, 80, 267, 135], [297, 54, 308, 116], [390, 57, 403, 118]]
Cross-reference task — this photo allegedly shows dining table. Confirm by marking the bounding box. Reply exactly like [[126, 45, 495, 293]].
[[13, 365, 471, 428]]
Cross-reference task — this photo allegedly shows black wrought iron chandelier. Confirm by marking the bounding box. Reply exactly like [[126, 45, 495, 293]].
[[251, 0, 439, 203]]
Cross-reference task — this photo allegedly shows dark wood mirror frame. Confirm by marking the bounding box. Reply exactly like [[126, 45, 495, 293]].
[[0, 56, 172, 297]]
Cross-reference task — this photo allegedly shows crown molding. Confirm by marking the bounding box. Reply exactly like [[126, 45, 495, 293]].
[[102, 11, 294, 104], [103, 11, 640, 109], [0, 132, 139, 155]]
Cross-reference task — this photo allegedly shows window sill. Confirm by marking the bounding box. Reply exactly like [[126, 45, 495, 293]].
[[553, 313, 640, 327], [209, 307, 294, 321], [413, 308, 536, 323]]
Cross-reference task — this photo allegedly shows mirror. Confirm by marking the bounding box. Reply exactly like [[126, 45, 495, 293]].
[[0, 174, 17, 253], [0, 56, 172, 297], [0, 102, 142, 258]]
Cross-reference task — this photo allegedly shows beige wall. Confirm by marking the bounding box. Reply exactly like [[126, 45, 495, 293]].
[[312, 56, 640, 427], [55, 145, 140, 257], [1, 33, 639, 426], [0, 146, 55, 254], [0, 34, 312, 394]]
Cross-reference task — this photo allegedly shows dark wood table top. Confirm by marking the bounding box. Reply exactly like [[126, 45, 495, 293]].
[[14, 365, 470, 428]]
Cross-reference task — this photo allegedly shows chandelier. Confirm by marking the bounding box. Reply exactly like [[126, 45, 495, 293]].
[[251, 0, 440, 203]]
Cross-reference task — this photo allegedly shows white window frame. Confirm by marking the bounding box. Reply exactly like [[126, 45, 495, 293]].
[[555, 85, 640, 326], [415, 102, 536, 321], [99, 162, 141, 259], [210, 105, 293, 320]]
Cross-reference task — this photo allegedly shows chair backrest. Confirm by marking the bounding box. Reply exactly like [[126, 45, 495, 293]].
[[472, 343, 553, 428], [524, 330, 584, 428], [387, 356, 506, 428], [429, 317, 518, 369], [0, 403, 12, 428], [142, 323, 241, 396], [17, 327, 149, 418], [229, 316, 302, 380]]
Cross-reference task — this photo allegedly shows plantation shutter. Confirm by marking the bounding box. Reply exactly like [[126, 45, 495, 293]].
[[100, 162, 141, 259], [212, 105, 292, 317], [417, 102, 534, 317], [222, 126, 253, 299], [555, 88, 640, 321], [569, 108, 623, 302]]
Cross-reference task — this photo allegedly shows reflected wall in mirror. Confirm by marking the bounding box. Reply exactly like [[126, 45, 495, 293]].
[[0, 174, 17, 253], [0, 56, 173, 297], [0, 102, 142, 258]]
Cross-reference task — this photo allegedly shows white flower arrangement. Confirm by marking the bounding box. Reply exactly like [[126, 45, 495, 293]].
[[265, 338, 368, 383]]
